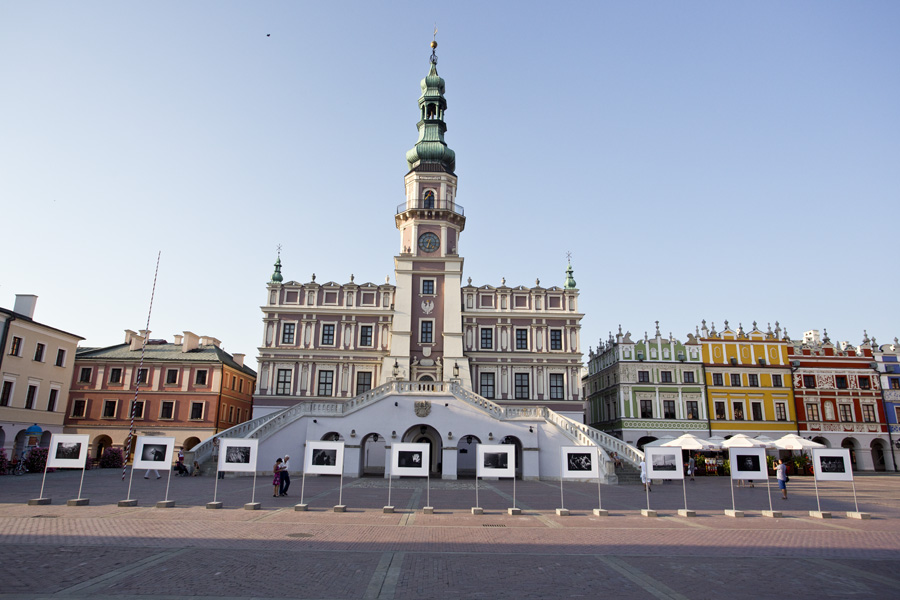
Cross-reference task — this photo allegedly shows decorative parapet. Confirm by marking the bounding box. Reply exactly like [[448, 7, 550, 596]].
[[884, 390, 900, 402], [804, 421, 884, 433]]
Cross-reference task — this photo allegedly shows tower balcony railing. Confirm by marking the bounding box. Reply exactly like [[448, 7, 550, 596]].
[[396, 198, 465, 216]]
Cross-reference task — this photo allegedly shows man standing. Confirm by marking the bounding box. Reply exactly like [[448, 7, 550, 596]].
[[775, 458, 788, 500], [688, 455, 696, 481], [279, 454, 291, 497]]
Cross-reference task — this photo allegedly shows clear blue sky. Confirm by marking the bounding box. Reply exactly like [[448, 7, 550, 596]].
[[2, 2, 898, 369]]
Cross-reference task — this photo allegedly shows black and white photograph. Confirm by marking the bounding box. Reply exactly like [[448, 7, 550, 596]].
[[141, 444, 167, 462], [726, 448, 767, 481], [476, 445, 515, 478], [304, 441, 345, 475], [217, 438, 259, 473], [391, 443, 429, 477], [55, 442, 82, 460], [46, 434, 90, 468], [561, 446, 600, 479], [645, 447, 685, 480], [812, 449, 854, 481], [735, 454, 761, 472]]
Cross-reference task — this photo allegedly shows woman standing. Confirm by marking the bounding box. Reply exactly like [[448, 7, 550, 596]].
[[273, 458, 283, 497]]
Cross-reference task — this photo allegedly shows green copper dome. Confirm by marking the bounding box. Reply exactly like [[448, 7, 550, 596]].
[[271, 256, 283, 283], [406, 59, 456, 174], [564, 260, 577, 289]]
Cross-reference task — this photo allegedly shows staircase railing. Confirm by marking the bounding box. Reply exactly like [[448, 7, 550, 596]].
[[544, 409, 644, 468]]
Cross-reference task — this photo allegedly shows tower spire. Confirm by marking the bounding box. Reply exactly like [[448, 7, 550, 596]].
[[406, 39, 455, 174]]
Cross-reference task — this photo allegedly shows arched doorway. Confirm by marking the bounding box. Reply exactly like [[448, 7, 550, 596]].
[[360, 432, 386, 475], [402, 424, 443, 474], [636, 436, 658, 451], [500, 435, 523, 479], [841, 437, 858, 471], [812, 436, 829, 448], [183, 437, 201, 451], [321, 432, 343, 442], [456, 434, 481, 477], [871, 439, 887, 472], [93, 435, 113, 461]]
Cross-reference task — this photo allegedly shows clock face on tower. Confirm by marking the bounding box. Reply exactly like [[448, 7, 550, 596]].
[[418, 232, 440, 253]]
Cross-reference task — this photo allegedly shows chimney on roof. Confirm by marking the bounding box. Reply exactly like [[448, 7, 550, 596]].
[[14, 295, 37, 319], [232, 353, 245, 367], [182, 331, 200, 352], [124, 329, 138, 344], [129, 332, 146, 351], [139, 330, 151, 339], [199, 336, 221, 348], [173, 334, 183, 345]]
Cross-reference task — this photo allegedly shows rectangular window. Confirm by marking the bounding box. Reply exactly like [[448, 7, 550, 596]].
[[892, 378, 900, 390], [803, 375, 816, 388], [839, 404, 852, 422], [34, 343, 45, 362], [638, 370, 650, 383], [9, 336, 22, 356], [772, 374, 783, 388], [775, 403, 787, 421], [109, 368, 122, 384], [836, 376, 848, 390], [712, 373, 723, 386], [160, 401, 175, 420], [240, 379, 244, 393], [686, 401, 699, 420], [480, 328, 493, 350], [282, 323, 295, 345], [751, 402, 763, 421], [231, 376, 236, 390], [190, 402, 204, 420], [862, 405, 876, 423], [748, 374, 759, 387], [715, 401, 726, 419], [480, 372, 495, 399], [356, 372, 372, 395], [25, 385, 37, 409], [136, 368, 148, 384], [806, 403, 820, 421], [317, 370, 334, 396], [514, 373, 530, 399], [733, 402, 745, 420], [56, 348, 66, 367], [102, 399, 117, 418], [663, 400, 676, 419], [421, 279, 435, 295], [660, 371, 673, 383], [515, 329, 528, 350], [859, 376, 871, 390], [47, 388, 59, 412], [640, 399, 653, 419], [276, 369, 292, 395], [131, 400, 144, 419], [420, 321, 433, 344], [195, 370, 208, 385], [730, 374, 741, 387], [0, 381, 12, 406], [228, 406, 234, 422], [550, 330, 563, 350], [549, 373, 564, 400], [165, 369, 178, 385], [359, 325, 373, 347], [321, 324, 335, 345], [683, 371, 695, 383], [72, 399, 86, 418], [79, 367, 92, 383]]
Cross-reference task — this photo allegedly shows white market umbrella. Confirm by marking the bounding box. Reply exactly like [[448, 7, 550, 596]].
[[643, 435, 676, 447], [753, 435, 778, 447], [706, 435, 727, 449], [772, 434, 825, 450], [721, 434, 770, 448], [661, 434, 718, 451]]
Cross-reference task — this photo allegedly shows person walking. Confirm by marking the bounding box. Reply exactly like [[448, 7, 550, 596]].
[[144, 469, 160, 479], [775, 458, 788, 500], [688, 455, 696, 481], [272, 458, 283, 497], [640, 458, 651, 492], [279, 455, 291, 496]]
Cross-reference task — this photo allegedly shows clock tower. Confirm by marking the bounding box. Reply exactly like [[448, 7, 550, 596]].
[[385, 41, 471, 387]]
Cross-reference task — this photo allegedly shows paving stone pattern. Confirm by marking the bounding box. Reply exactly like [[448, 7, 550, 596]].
[[0, 469, 898, 599]]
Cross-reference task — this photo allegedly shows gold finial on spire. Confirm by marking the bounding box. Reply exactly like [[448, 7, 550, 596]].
[[430, 25, 439, 63]]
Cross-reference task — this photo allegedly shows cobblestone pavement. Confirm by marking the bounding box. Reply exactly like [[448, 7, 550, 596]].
[[0, 469, 898, 599]]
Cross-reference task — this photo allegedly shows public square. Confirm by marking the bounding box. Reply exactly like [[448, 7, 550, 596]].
[[1, 469, 899, 599]]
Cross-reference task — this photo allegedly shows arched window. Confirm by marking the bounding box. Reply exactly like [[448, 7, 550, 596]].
[[423, 190, 435, 209]]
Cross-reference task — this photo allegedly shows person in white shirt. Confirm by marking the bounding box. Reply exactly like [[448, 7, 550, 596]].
[[279, 455, 291, 496], [640, 458, 651, 492]]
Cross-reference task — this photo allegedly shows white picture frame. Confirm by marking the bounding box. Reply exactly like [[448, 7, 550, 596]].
[[217, 438, 259, 473], [476, 444, 515, 478], [133, 436, 175, 470], [391, 442, 429, 477], [304, 440, 345, 475], [46, 434, 90, 468], [728, 447, 767, 480], [645, 447, 684, 480], [560, 446, 600, 479], [812, 448, 854, 481]]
